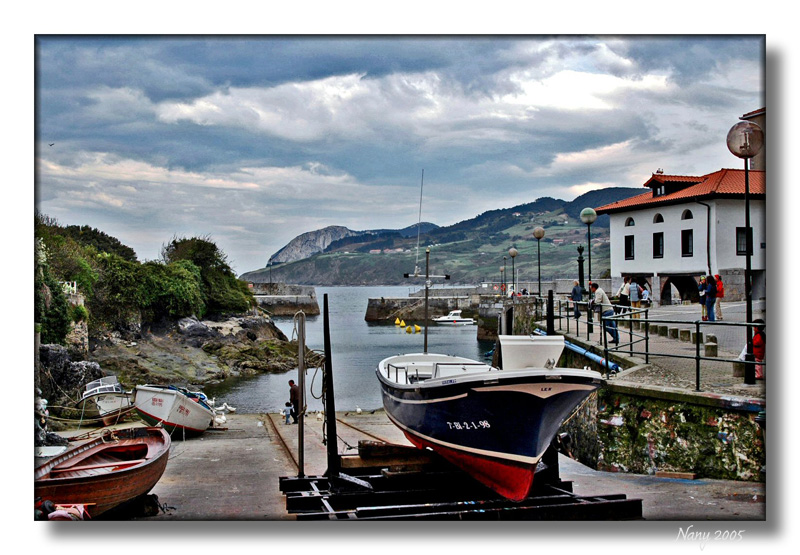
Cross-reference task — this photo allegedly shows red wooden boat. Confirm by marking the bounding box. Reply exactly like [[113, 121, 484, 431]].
[[34, 427, 170, 517]]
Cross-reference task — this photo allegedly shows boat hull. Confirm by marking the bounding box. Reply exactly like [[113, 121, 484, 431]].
[[134, 385, 214, 436], [78, 392, 134, 426], [377, 364, 599, 501], [34, 427, 170, 517]]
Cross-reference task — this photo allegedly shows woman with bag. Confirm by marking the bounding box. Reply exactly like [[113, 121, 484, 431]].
[[616, 277, 630, 314]]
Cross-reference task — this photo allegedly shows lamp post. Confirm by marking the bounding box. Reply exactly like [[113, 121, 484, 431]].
[[726, 121, 764, 386], [580, 207, 597, 333], [533, 227, 545, 296], [499, 266, 505, 295], [508, 247, 518, 296], [503, 256, 507, 295]]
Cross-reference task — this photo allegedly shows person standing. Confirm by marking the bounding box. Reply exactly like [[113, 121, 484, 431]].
[[752, 319, 765, 379], [714, 274, 725, 320], [288, 379, 300, 424], [570, 280, 583, 320], [704, 275, 717, 322], [616, 277, 630, 314], [698, 277, 707, 320], [590, 282, 618, 344], [629, 279, 643, 319]]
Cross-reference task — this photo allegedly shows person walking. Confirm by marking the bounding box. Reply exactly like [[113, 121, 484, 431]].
[[704, 275, 717, 322], [590, 282, 618, 344], [616, 277, 630, 314], [570, 280, 583, 320], [698, 277, 707, 320], [288, 379, 300, 424], [714, 274, 725, 320]]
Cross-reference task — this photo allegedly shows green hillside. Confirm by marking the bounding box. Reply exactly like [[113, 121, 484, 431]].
[[241, 188, 636, 285]]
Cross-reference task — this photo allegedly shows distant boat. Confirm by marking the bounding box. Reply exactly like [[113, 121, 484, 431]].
[[133, 385, 215, 436], [432, 310, 475, 326], [376, 335, 603, 501], [34, 427, 170, 517], [77, 376, 134, 426]]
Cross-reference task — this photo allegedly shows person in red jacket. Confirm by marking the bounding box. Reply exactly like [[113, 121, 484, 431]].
[[714, 274, 725, 320], [752, 319, 765, 379]]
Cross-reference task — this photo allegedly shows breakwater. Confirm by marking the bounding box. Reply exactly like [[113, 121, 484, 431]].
[[249, 283, 320, 316]]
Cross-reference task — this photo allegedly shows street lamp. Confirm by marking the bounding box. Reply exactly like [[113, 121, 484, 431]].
[[508, 247, 518, 295], [580, 207, 597, 333], [499, 266, 505, 295], [726, 121, 764, 386], [503, 256, 507, 295], [533, 227, 545, 296]]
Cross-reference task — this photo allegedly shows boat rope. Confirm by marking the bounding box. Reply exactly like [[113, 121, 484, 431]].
[[560, 390, 598, 427], [414, 169, 424, 274]]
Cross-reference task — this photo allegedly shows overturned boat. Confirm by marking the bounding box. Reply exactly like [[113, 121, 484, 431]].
[[376, 334, 603, 501]]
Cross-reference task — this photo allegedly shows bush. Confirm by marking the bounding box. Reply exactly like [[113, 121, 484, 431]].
[[70, 304, 89, 323]]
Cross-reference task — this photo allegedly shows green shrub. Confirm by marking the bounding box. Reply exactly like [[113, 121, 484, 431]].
[[70, 304, 89, 322]]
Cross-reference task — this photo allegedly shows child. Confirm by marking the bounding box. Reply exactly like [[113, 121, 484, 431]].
[[282, 402, 293, 424]]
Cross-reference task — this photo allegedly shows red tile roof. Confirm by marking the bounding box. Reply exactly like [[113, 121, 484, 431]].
[[596, 168, 766, 214]]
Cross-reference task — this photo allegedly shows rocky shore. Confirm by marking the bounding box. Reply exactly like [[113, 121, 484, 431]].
[[37, 311, 313, 429]]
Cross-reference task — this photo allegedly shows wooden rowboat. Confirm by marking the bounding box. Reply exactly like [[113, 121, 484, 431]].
[[34, 427, 171, 517]]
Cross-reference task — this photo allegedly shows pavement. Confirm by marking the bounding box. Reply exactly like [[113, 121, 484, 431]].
[[66, 411, 763, 522]]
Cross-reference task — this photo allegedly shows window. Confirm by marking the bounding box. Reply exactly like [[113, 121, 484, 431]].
[[653, 213, 664, 224], [625, 217, 635, 227], [653, 232, 664, 258], [625, 235, 635, 260], [736, 227, 752, 256], [681, 209, 693, 220], [681, 229, 693, 257]]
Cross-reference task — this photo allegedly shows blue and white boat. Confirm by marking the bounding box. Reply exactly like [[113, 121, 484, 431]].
[[376, 334, 603, 501]]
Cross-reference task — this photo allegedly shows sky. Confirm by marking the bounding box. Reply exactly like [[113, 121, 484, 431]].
[[33, 35, 765, 274]]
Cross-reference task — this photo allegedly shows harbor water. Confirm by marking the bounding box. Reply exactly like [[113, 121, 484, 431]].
[[204, 286, 494, 414]]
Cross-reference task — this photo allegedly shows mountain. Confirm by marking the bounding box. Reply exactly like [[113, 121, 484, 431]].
[[267, 222, 440, 265], [268, 226, 364, 265], [243, 187, 641, 285]]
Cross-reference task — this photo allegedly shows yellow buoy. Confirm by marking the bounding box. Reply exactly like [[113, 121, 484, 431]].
[[400, 320, 406, 327], [406, 326, 412, 333], [414, 325, 421, 333], [395, 317, 400, 325]]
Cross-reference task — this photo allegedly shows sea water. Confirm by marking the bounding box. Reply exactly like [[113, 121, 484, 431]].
[[203, 286, 494, 414]]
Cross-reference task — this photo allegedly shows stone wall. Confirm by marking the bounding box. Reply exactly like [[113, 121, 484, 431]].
[[251, 283, 320, 316], [561, 383, 765, 482], [365, 296, 476, 322]]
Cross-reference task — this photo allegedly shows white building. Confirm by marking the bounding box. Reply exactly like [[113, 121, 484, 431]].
[[596, 167, 765, 304]]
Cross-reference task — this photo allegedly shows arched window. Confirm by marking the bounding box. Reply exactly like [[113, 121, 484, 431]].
[[625, 217, 635, 227], [653, 213, 664, 223], [681, 209, 693, 220]]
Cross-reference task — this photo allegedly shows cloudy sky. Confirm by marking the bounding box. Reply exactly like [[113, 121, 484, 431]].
[[34, 35, 764, 274]]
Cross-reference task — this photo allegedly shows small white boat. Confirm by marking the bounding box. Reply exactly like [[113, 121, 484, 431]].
[[133, 385, 215, 437], [77, 376, 134, 426], [432, 310, 475, 325]]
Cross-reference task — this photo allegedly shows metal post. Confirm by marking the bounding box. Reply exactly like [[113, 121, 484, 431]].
[[537, 237, 542, 297], [424, 248, 430, 354], [322, 294, 340, 476], [644, 308, 650, 364], [695, 320, 701, 392], [743, 158, 755, 385], [586, 224, 594, 334], [296, 311, 306, 478], [546, 290, 555, 335]]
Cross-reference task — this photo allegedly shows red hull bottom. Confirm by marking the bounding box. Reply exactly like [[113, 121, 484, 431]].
[[403, 431, 537, 502]]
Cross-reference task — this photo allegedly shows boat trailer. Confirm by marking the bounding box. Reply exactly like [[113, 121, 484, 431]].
[[279, 440, 643, 520]]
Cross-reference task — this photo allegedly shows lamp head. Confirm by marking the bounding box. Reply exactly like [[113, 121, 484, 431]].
[[726, 121, 764, 159], [533, 226, 545, 240], [580, 207, 597, 225]]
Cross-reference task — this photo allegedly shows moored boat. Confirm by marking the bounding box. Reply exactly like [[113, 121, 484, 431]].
[[77, 376, 134, 426], [34, 427, 170, 517], [376, 334, 603, 501], [432, 310, 475, 325], [133, 384, 215, 436]]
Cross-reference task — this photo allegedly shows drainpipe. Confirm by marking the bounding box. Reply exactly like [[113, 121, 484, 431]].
[[696, 201, 713, 276]]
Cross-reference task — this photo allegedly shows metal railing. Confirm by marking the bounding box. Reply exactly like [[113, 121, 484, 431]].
[[523, 296, 765, 391]]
